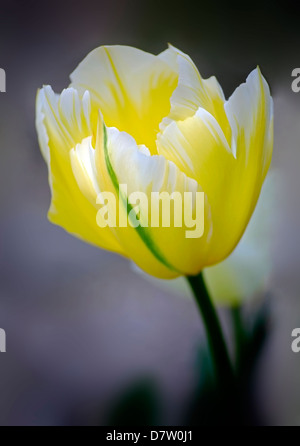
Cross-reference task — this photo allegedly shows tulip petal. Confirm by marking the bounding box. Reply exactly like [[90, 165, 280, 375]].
[[70, 136, 101, 205], [158, 45, 231, 142], [157, 107, 237, 263], [203, 170, 276, 305], [70, 45, 178, 154], [157, 66, 273, 266], [93, 114, 213, 278], [36, 87, 124, 254], [225, 67, 273, 177], [216, 68, 274, 257]]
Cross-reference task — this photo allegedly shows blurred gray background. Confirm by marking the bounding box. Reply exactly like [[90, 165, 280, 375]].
[[0, 0, 300, 425]]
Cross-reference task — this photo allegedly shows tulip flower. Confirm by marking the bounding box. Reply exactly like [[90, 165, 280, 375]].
[[36, 44, 274, 391], [36, 45, 273, 280]]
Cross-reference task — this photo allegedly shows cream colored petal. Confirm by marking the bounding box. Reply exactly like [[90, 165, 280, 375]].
[[36, 86, 123, 254], [93, 114, 213, 278], [157, 67, 273, 266], [215, 68, 274, 259], [157, 106, 233, 177], [157, 107, 236, 264], [36, 90, 50, 163], [70, 45, 178, 154], [203, 170, 276, 304], [225, 67, 273, 174], [158, 45, 231, 142], [70, 136, 101, 205]]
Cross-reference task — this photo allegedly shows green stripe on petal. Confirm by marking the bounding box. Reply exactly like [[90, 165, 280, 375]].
[[102, 123, 180, 274]]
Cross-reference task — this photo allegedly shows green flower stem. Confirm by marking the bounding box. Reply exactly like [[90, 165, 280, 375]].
[[187, 273, 235, 390]]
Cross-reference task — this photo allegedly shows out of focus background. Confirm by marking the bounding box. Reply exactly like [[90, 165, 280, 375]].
[[0, 0, 300, 426]]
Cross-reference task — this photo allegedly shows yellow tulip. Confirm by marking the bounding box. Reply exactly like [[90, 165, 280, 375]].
[[36, 45, 273, 279]]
